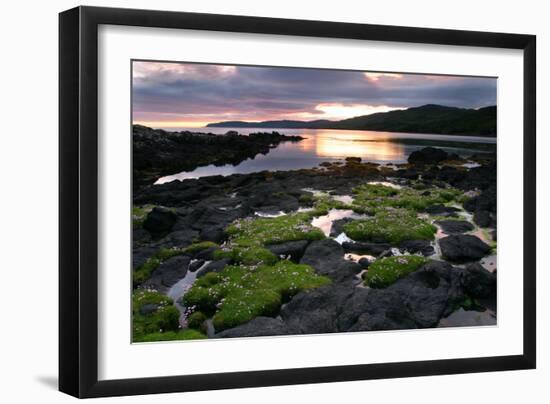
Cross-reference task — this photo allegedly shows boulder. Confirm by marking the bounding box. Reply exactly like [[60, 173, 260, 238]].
[[300, 239, 361, 282], [342, 241, 391, 256], [425, 204, 461, 216], [344, 261, 465, 331], [215, 317, 289, 338], [439, 235, 491, 262], [398, 239, 435, 256], [143, 207, 177, 237], [141, 255, 190, 291], [188, 259, 205, 272], [462, 262, 496, 298], [358, 257, 372, 269], [196, 258, 231, 278], [266, 240, 309, 261], [435, 220, 475, 235], [281, 283, 356, 334], [408, 147, 449, 165]]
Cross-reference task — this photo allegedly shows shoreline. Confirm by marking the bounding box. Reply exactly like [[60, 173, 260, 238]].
[[132, 145, 497, 342]]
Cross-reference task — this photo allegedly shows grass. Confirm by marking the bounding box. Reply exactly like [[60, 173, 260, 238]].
[[132, 289, 181, 340], [363, 255, 428, 288], [343, 208, 437, 244], [183, 261, 330, 331], [133, 329, 207, 342], [350, 183, 464, 214], [133, 247, 186, 287]]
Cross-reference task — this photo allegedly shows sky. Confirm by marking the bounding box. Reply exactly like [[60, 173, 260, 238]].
[[132, 61, 497, 129]]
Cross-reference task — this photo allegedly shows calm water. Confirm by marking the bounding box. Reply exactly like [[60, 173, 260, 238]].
[[156, 127, 496, 184]]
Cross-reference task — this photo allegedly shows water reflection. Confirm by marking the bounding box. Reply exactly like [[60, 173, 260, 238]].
[[155, 127, 496, 184]]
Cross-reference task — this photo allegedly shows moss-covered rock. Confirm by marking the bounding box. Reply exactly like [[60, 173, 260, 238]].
[[187, 311, 207, 330], [351, 183, 462, 214], [343, 209, 436, 244], [132, 204, 155, 226], [183, 261, 330, 331], [363, 255, 428, 288], [219, 213, 325, 265], [183, 241, 218, 255], [133, 247, 186, 286], [132, 290, 180, 340]]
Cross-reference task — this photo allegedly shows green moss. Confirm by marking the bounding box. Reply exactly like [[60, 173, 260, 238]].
[[343, 209, 436, 244], [133, 329, 207, 342], [183, 241, 218, 255], [351, 183, 462, 214], [183, 261, 330, 331], [226, 213, 325, 245], [134, 247, 186, 287], [214, 245, 278, 266], [187, 311, 207, 329], [364, 255, 428, 288], [219, 213, 324, 265], [132, 290, 180, 340]]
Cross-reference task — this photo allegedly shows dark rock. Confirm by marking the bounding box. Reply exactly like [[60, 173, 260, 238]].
[[196, 258, 231, 278], [358, 257, 372, 268], [164, 229, 199, 247], [490, 230, 497, 241], [399, 240, 435, 256], [139, 303, 159, 316], [345, 157, 362, 164], [462, 263, 496, 298], [132, 247, 156, 271], [473, 210, 496, 228], [215, 317, 289, 338], [344, 261, 465, 331], [439, 235, 491, 262], [141, 255, 191, 290], [195, 246, 220, 261], [143, 207, 177, 237], [435, 220, 475, 235], [266, 240, 309, 261], [300, 239, 361, 282], [330, 218, 354, 237], [425, 204, 461, 216], [281, 283, 356, 334], [342, 241, 391, 256], [408, 147, 449, 165], [188, 259, 205, 272], [199, 226, 226, 243]]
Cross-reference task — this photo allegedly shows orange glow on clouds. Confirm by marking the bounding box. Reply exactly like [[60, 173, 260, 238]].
[[134, 120, 210, 129], [364, 72, 404, 81]]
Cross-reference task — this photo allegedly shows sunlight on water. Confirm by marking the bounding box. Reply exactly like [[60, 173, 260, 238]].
[[155, 127, 496, 183]]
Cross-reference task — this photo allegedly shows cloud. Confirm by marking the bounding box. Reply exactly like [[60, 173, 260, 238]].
[[132, 61, 496, 127]]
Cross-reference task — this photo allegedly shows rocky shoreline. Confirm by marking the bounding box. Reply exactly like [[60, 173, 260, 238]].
[[133, 125, 304, 188], [132, 140, 497, 342]]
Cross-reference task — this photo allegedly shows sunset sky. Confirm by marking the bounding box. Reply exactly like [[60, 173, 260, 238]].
[[132, 61, 497, 129]]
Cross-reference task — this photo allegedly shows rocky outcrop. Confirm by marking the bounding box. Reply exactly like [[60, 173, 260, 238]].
[[439, 235, 491, 262]]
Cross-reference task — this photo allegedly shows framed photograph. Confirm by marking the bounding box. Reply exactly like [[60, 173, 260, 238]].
[[59, 6, 536, 398]]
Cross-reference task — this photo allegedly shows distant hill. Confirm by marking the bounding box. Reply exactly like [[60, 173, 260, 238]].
[[207, 104, 497, 136]]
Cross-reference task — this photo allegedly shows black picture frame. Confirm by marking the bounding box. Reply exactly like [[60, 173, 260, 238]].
[[59, 6, 536, 398]]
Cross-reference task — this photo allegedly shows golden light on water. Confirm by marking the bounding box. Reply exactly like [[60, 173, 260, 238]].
[[302, 130, 406, 161]]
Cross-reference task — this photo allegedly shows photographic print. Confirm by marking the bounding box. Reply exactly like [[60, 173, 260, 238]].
[[131, 60, 497, 343]]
